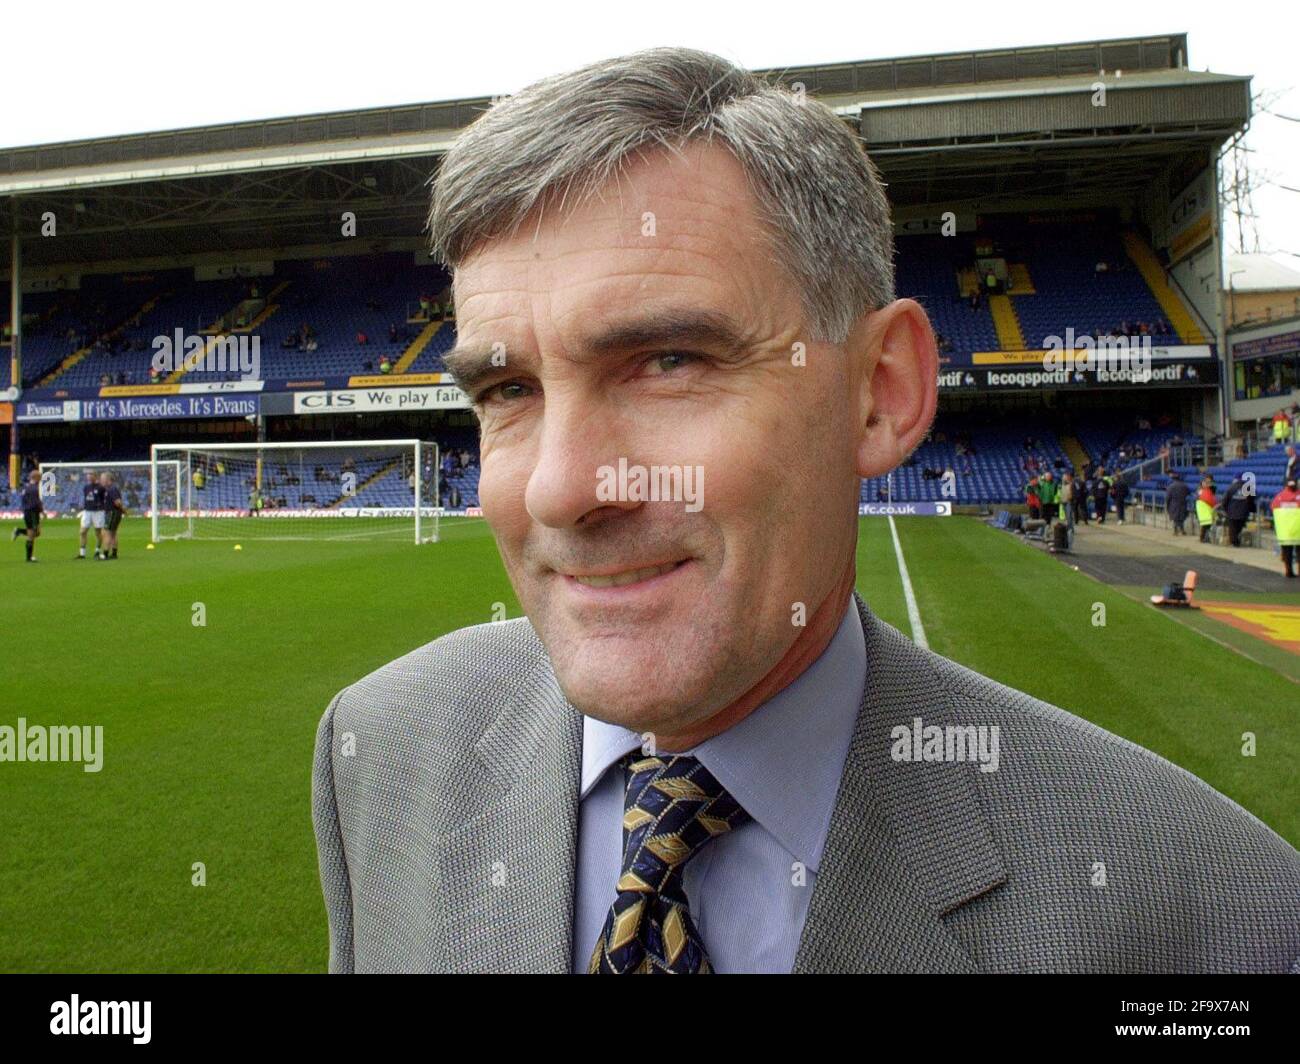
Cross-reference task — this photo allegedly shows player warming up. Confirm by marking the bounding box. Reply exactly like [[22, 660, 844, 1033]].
[[76, 470, 107, 560]]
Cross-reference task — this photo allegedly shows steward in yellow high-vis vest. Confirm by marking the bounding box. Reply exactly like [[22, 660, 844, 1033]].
[[1195, 478, 1217, 544], [1269, 479, 1300, 579]]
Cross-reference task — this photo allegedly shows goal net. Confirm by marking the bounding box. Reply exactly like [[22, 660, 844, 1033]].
[[39, 460, 181, 518], [150, 440, 441, 543]]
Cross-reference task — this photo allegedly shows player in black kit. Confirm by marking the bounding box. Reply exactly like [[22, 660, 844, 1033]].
[[100, 471, 127, 559], [12, 469, 43, 562]]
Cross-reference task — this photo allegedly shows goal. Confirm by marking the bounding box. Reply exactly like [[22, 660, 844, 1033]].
[[39, 459, 181, 518], [150, 439, 441, 543]]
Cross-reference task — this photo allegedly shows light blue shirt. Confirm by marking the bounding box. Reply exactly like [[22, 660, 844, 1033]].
[[571, 600, 867, 973]]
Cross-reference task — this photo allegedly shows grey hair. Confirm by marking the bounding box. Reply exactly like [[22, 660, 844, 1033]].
[[427, 47, 894, 344]]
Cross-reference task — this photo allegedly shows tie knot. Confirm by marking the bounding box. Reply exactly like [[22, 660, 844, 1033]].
[[616, 754, 749, 896]]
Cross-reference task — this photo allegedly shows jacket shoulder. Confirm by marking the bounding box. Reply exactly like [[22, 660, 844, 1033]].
[[327, 616, 546, 738], [909, 636, 1300, 969]]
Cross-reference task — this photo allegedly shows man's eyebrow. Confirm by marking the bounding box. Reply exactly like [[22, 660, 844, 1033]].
[[443, 344, 504, 395], [443, 308, 751, 395], [581, 308, 751, 359]]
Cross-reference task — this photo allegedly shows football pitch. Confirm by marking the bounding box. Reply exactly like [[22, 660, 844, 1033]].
[[2, 515, 1296, 973]]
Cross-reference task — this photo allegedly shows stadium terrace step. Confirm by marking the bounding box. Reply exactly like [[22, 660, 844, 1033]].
[[1061, 435, 1091, 472], [222, 280, 292, 335], [394, 320, 443, 374], [988, 293, 1026, 350], [1121, 230, 1209, 344], [163, 335, 220, 384]]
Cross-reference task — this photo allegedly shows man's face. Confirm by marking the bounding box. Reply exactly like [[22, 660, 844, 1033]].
[[451, 143, 888, 737]]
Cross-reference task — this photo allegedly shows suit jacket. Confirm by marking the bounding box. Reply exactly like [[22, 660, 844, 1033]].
[[312, 594, 1300, 973]]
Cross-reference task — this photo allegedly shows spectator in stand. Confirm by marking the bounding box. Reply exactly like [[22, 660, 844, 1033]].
[[1165, 471, 1190, 536], [1270, 478, 1300, 579], [1220, 475, 1256, 547], [357, 331, 369, 346], [389, 323, 400, 344], [1284, 445, 1298, 485], [1024, 475, 1042, 521], [1111, 474, 1130, 524], [1074, 474, 1091, 524], [1092, 469, 1111, 524]]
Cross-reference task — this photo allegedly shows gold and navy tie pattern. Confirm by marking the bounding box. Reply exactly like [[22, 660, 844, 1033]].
[[589, 754, 750, 974]]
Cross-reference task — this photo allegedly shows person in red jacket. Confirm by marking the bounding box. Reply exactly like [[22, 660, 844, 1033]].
[[1024, 475, 1041, 521]]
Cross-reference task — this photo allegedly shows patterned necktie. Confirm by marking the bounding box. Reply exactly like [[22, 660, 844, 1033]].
[[588, 754, 750, 974]]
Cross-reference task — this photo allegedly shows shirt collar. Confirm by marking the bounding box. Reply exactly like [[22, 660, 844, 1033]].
[[579, 599, 866, 874]]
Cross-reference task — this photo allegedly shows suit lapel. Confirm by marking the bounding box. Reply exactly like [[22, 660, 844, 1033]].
[[430, 663, 583, 973], [793, 595, 1007, 973]]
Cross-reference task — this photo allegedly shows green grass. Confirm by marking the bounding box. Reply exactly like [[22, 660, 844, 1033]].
[[1, 514, 1295, 972]]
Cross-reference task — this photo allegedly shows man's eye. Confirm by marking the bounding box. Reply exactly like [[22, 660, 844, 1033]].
[[479, 381, 532, 404], [649, 352, 698, 373]]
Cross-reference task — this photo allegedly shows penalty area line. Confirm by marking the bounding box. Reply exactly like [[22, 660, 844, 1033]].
[[887, 514, 928, 650]]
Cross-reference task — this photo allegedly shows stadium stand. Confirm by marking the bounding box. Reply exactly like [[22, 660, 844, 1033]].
[[22, 253, 454, 387], [1005, 225, 1184, 350], [861, 415, 1074, 505], [894, 235, 1000, 358]]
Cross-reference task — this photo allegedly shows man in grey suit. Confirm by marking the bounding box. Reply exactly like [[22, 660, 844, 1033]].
[[313, 48, 1300, 974]]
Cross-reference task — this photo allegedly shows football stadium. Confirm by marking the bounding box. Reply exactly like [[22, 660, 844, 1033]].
[[2, 30, 1298, 982]]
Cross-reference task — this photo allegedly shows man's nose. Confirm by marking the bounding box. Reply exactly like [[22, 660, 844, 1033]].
[[523, 392, 638, 529]]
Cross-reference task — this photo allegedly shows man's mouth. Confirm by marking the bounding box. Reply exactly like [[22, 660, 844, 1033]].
[[564, 559, 688, 589]]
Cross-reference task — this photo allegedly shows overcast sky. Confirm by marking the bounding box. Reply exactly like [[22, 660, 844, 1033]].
[[3, 0, 1295, 260]]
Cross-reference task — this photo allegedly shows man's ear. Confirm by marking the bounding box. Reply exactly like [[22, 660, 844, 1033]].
[[853, 298, 939, 480]]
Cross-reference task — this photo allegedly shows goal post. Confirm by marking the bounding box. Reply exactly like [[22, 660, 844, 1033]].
[[39, 459, 180, 519], [149, 439, 441, 543]]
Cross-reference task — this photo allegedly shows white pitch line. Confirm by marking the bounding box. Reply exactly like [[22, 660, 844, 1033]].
[[887, 514, 928, 649]]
